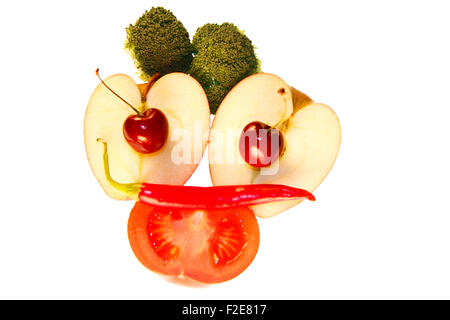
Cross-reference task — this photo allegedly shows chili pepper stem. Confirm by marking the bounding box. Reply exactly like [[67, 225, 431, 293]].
[[96, 139, 315, 209], [97, 138, 142, 200]]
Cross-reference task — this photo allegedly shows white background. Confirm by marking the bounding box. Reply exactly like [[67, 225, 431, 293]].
[[0, 0, 449, 299]]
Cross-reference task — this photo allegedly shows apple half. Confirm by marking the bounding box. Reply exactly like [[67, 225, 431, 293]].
[[84, 72, 210, 200], [209, 73, 341, 218]]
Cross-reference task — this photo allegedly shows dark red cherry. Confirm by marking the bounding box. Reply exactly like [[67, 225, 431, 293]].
[[123, 108, 169, 154], [95, 69, 167, 154], [239, 121, 284, 168]]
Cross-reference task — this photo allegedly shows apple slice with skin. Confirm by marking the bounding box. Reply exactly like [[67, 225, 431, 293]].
[[84, 72, 210, 200], [209, 73, 341, 218]]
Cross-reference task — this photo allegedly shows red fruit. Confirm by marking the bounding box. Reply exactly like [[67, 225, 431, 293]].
[[239, 121, 284, 168], [123, 108, 169, 154], [95, 69, 168, 154], [127, 202, 260, 284]]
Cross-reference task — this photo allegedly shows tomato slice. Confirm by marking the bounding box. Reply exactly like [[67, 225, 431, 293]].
[[128, 201, 260, 284]]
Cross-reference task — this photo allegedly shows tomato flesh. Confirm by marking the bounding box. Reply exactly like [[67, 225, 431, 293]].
[[128, 202, 260, 284]]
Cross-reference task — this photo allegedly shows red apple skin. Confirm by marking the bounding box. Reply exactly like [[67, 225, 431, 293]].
[[239, 121, 284, 168], [123, 108, 169, 154]]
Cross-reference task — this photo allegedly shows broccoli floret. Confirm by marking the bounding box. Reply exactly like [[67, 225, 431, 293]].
[[189, 23, 260, 114], [125, 7, 193, 80], [203, 84, 229, 113]]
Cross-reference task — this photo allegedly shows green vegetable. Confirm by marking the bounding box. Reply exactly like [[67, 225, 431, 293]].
[[189, 23, 260, 114], [125, 7, 193, 80]]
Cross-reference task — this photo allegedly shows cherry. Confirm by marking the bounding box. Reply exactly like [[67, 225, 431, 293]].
[[123, 108, 168, 154], [239, 121, 284, 168], [96, 69, 168, 154]]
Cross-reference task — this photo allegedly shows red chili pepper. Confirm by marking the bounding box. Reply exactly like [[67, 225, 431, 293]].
[[138, 183, 314, 209], [98, 139, 315, 209]]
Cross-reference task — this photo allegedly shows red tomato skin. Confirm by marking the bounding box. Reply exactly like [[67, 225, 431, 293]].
[[127, 202, 260, 284], [127, 202, 182, 276]]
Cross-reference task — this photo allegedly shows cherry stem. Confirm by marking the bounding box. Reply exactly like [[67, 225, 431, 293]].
[[96, 138, 142, 200], [95, 68, 143, 116], [141, 72, 161, 101]]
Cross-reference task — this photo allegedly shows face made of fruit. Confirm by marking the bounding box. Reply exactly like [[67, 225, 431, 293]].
[[209, 73, 341, 218], [84, 73, 210, 200]]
